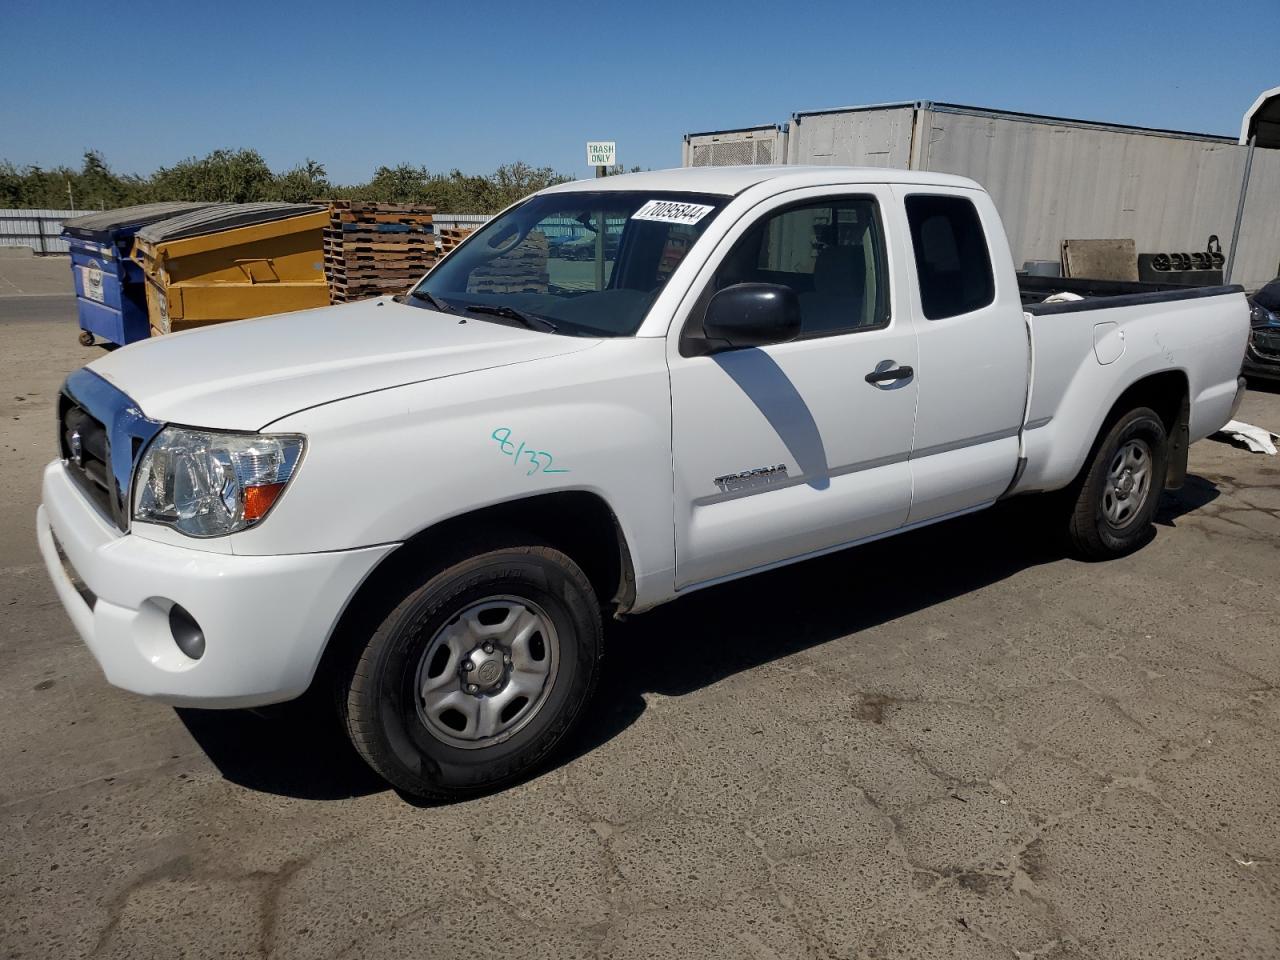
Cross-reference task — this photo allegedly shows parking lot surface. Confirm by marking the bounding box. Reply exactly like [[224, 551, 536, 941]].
[[0, 250, 75, 297], [2, 294, 1279, 960]]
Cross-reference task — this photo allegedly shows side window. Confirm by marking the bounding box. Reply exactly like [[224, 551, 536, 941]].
[[711, 197, 890, 338], [904, 194, 995, 320]]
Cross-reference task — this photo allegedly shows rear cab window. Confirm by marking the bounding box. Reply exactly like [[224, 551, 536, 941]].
[[904, 194, 995, 320]]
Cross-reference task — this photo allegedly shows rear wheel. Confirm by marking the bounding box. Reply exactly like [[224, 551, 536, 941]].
[[341, 544, 602, 801], [1066, 406, 1168, 559], [78, 331, 95, 347]]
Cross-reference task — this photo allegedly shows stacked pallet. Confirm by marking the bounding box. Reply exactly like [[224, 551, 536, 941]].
[[467, 231, 550, 295], [438, 226, 475, 258], [323, 201, 437, 302]]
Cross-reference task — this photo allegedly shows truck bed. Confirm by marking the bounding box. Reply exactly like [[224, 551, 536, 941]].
[[1018, 274, 1245, 311], [1011, 280, 1249, 497]]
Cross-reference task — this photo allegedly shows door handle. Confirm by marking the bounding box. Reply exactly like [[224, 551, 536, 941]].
[[864, 364, 914, 385]]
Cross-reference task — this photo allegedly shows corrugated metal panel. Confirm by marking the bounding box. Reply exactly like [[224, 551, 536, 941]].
[[0, 208, 79, 253], [135, 202, 321, 243], [787, 106, 916, 168], [62, 202, 210, 237], [433, 214, 491, 230], [683, 126, 786, 167]]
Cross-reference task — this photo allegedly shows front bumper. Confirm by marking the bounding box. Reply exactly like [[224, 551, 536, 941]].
[[36, 460, 395, 708]]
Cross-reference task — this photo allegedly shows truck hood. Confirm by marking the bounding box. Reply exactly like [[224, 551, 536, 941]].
[[87, 299, 600, 429]]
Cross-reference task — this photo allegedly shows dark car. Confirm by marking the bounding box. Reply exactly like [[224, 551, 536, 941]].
[[1244, 279, 1280, 381], [560, 229, 622, 261]]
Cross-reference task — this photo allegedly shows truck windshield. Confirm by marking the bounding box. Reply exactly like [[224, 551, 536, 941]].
[[410, 191, 728, 337]]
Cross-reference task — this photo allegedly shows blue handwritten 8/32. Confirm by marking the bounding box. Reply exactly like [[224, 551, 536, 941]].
[[491, 428, 570, 476]]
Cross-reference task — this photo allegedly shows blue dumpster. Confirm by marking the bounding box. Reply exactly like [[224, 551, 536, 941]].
[[61, 202, 211, 346]]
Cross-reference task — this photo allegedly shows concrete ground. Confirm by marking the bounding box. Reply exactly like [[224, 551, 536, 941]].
[[2, 293, 1279, 960], [0, 248, 76, 297]]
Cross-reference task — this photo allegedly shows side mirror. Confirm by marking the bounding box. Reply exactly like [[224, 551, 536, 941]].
[[703, 283, 801, 352]]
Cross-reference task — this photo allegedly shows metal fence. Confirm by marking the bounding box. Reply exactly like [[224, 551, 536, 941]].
[[432, 213, 491, 232], [0, 209, 495, 255], [0, 209, 79, 254]]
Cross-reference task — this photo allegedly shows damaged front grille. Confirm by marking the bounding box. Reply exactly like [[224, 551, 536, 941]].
[[58, 369, 164, 532]]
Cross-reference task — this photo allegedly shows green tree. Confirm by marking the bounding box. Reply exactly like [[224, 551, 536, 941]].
[[0, 150, 574, 213], [271, 159, 330, 203], [150, 149, 275, 202], [76, 151, 144, 209]]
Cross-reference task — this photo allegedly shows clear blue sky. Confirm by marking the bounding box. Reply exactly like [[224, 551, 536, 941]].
[[2, 0, 1275, 183]]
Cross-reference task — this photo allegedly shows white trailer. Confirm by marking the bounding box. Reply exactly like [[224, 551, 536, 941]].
[[684, 101, 1280, 290]]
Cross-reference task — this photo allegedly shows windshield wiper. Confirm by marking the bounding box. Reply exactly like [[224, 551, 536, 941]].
[[465, 304, 558, 333], [405, 289, 462, 314]]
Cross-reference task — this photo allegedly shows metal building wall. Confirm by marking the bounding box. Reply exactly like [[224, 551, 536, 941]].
[[0, 209, 79, 253], [431, 213, 491, 232]]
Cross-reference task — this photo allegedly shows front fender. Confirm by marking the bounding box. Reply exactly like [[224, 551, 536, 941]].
[[227, 338, 677, 609]]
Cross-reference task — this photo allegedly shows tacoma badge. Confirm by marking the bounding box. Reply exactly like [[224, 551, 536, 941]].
[[713, 464, 789, 493]]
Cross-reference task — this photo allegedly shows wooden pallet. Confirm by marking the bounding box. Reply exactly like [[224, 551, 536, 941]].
[[319, 199, 439, 302], [438, 226, 475, 257], [329, 270, 434, 284], [325, 241, 436, 255], [463, 232, 549, 295], [322, 202, 435, 216]]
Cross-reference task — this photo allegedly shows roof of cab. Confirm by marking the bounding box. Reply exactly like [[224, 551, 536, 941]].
[[541, 164, 984, 197]]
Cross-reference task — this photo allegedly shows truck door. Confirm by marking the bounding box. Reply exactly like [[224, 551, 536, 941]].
[[668, 187, 920, 589], [892, 187, 1028, 522]]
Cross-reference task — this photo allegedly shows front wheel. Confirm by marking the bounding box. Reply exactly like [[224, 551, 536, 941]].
[[1066, 406, 1169, 559], [341, 544, 602, 801]]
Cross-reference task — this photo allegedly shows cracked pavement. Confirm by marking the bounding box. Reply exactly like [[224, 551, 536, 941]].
[[2, 294, 1279, 959]]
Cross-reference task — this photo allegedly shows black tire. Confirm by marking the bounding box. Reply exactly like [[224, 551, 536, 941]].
[[1066, 406, 1168, 559], [341, 544, 602, 801], [78, 331, 95, 347]]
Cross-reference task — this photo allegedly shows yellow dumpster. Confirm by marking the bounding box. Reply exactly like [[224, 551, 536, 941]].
[[130, 203, 329, 335]]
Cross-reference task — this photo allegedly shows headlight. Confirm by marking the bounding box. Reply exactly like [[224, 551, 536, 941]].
[[133, 428, 305, 537], [1250, 302, 1279, 329]]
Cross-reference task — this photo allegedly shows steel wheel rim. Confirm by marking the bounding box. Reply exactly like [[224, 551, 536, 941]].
[[1102, 438, 1153, 528], [413, 595, 559, 750]]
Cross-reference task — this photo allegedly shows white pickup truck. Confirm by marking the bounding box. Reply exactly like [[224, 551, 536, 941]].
[[37, 166, 1249, 800]]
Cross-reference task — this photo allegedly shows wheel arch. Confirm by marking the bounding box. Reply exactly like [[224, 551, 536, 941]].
[[1083, 369, 1190, 491], [308, 490, 635, 698]]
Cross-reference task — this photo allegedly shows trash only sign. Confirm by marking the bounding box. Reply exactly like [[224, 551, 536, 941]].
[[587, 141, 616, 167]]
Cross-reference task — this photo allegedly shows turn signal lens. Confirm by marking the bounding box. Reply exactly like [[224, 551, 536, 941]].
[[243, 482, 287, 522]]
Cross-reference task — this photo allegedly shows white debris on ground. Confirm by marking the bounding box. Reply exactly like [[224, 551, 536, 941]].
[[1216, 420, 1280, 455]]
